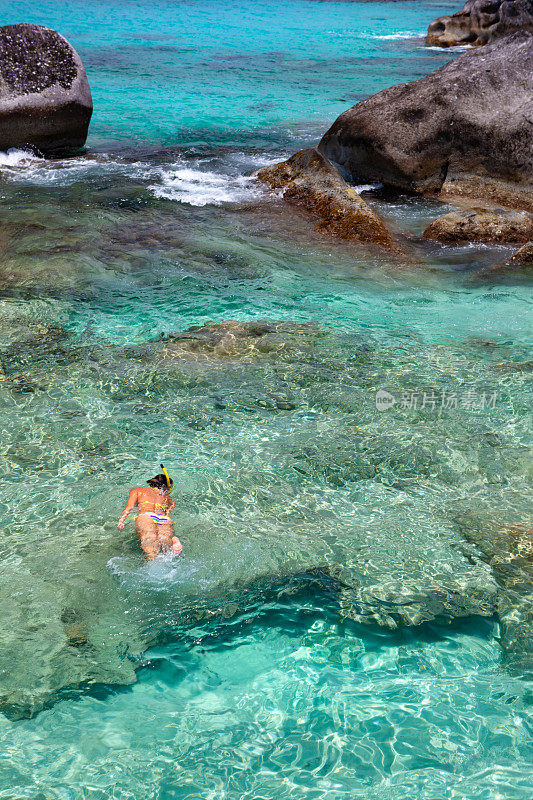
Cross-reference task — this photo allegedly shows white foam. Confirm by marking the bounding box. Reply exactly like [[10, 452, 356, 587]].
[[150, 163, 263, 206], [0, 148, 44, 169], [228, 151, 291, 169], [0, 148, 268, 206], [0, 149, 153, 185], [374, 32, 423, 40], [355, 183, 382, 193], [108, 552, 198, 590], [425, 44, 473, 51]]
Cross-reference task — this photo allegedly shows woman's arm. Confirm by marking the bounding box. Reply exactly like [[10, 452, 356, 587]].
[[118, 489, 138, 529]]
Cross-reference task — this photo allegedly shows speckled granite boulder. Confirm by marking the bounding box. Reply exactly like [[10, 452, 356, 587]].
[[427, 0, 533, 47], [0, 23, 92, 153]]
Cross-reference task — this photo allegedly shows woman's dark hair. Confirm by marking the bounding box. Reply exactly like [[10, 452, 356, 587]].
[[147, 473, 173, 490]]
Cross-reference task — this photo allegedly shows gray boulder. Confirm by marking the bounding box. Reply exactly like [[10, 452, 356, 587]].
[[427, 0, 533, 48], [0, 23, 92, 154], [318, 32, 533, 210]]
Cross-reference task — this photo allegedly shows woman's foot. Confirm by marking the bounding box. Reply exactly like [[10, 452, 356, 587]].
[[171, 537, 183, 555]]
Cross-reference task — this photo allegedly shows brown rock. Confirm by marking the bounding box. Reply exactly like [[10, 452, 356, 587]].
[[256, 147, 397, 248], [427, 0, 533, 48], [423, 207, 533, 243], [117, 321, 323, 369], [505, 239, 533, 265], [64, 622, 89, 647]]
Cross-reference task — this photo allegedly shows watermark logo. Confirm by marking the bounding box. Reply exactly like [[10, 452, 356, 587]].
[[375, 388, 498, 411], [375, 389, 396, 411]]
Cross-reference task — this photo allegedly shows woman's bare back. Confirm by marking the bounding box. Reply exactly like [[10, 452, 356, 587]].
[[117, 484, 182, 558]]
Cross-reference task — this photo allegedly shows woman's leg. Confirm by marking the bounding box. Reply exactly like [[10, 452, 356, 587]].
[[158, 521, 183, 555], [135, 515, 160, 560]]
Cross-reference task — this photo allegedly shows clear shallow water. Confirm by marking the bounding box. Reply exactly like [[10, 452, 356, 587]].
[[0, 1, 532, 798], [1, 594, 532, 800]]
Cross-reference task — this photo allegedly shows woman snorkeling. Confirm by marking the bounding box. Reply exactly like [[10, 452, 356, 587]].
[[117, 464, 183, 559]]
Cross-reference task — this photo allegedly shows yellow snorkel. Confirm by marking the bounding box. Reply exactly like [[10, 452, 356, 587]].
[[160, 463, 172, 493]]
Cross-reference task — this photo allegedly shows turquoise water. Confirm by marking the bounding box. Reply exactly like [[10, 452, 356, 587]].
[[0, 1, 532, 798], [2, 600, 532, 799], [2, 0, 456, 144]]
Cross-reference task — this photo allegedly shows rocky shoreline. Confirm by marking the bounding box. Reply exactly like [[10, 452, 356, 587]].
[[426, 0, 533, 48], [256, 29, 532, 279], [0, 17, 531, 278]]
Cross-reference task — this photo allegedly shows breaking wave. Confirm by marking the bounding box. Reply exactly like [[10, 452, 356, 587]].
[[149, 162, 263, 206], [0, 148, 268, 206]]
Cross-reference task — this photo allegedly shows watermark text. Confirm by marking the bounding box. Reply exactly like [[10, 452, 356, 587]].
[[375, 388, 498, 412]]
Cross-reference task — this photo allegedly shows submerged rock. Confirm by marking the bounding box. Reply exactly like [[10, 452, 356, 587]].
[[0, 317, 69, 348], [1, 322, 530, 716], [472, 239, 533, 279], [455, 514, 533, 672], [423, 207, 533, 244], [0, 23, 92, 153], [319, 32, 533, 210], [427, 0, 533, 48], [256, 147, 398, 249], [494, 357, 533, 371], [155, 320, 322, 361], [0, 549, 141, 720]]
